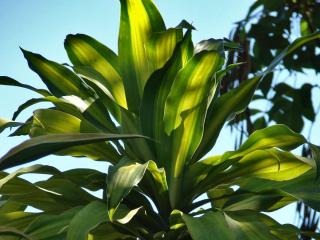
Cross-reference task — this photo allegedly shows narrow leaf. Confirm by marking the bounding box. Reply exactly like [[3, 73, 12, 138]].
[[0, 133, 145, 170], [0, 76, 50, 96], [0, 118, 23, 134]]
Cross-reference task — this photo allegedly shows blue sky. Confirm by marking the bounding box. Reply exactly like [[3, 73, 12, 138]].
[[0, 0, 308, 225]]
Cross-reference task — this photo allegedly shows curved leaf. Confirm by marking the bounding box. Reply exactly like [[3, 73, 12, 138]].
[[107, 158, 168, 220], [24, 207, 81, 239], [66, 201, 108, 240], [64, 34, 127, 108], [0, 226, 32, 240], [31, 109, 121, 163], [21, 48, 93, 99], [0, 164, 60, 189], [182, 210, 279, 240], [0, 133, 145, 170], [222, 124, 307, 160], [0, 76, 50, 96], [0, 118, 23, 134]]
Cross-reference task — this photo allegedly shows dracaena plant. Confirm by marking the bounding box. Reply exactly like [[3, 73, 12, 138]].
[[0, 0, 320, 239]]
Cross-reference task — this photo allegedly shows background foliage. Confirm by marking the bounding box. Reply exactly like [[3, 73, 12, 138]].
[[224, 0, 320, 236]]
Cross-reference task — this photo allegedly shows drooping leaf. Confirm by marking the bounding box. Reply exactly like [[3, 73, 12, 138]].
[[0, 164, 60, 189], [224, 148, 313, 181], [24, 207, 81, 240], [0, 118, 23, 134], [0, 172, 66, 211], [264, 31, 320, 75], [21, 48, 93, 99], [30, 109, 121, 163], [237, 171, 320, 212], [222, 124, 307, 160], [207, 187, 293, 212], [0, 133, 145, 170], [36, 177, 98, 206], [0, 76, 50, 96], [51, 168, 106, 192], [21, 49, 118, 132]]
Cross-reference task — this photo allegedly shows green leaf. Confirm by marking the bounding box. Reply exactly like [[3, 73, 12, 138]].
[[225, 148, 313, 181], [64, 34, 127, 108], [193, 76, 261, 161], [140, 30, 194, 165], [207, 188, 293, 212], [145, 28, 183, 71], [0, 133, 145, 170], [66, 201, 108, 240], [182, 211, 231, 240], [163, 48, 224, 207], [118, 0, 165, 111], [51, 168, 106, 192], [30, 109, 121, 163], [21, 48, 93, 99], [36, 178, 97, 206], [0, 172, 65, 211], [0, 118, 23, 134], [216, 62, 245, 82], [0, 210, 38, 234], [222, 124, 307, 160], [107, 158, 168, 220], [0, 76, 50, 96], [186, 148, 314, 205], [9, 120, 33, 137], [89, 223, 136, 240], [0, 164, 60, 189], [71, 66, 122, 121], [24, 207, 81, 239], [163, 50, 223, 135], [21, 49, 118, 132], [12, 98, 48, 121], [183, 155, 222, 201], [113, 205, 143, 225], [194, 31, 320, 161], [107, 158, 149, 220], [237, 171, 320, 212], [310, 144, 320, 180], [182, 210, 279, 240]]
